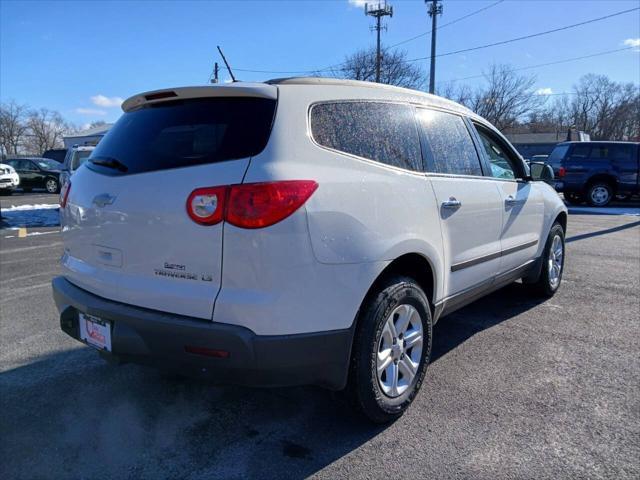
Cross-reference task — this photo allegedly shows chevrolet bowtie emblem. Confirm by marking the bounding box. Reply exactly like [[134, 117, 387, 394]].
[[92, 193, 116, 207]]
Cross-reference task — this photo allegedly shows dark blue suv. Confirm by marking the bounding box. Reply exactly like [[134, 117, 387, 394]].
[[548, 141, 640, 206]]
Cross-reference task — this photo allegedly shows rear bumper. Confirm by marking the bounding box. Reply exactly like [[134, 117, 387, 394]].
[[52, 276, 353, 390]]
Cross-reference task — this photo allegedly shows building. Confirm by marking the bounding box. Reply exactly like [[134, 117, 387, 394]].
[[63, 123, 113, 148], [505, 129, 590, 159]]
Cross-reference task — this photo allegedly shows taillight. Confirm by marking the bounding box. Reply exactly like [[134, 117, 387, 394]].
[[60, 181, 71, 208], [186, 180, 318, 228], [226, 181, 318, 229], [186, 186, 227, 225], [558, 167, 566, 178]]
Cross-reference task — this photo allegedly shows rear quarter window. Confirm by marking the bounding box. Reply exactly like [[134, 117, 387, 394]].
[[88, 97, 276, 175], [310, 101, 423, 172]]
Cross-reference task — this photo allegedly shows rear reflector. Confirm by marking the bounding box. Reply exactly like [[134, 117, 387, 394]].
[[558, 167, 566, 178], [185, 346, 230, 358], [186, 180, 318, 229], [186, 186, 227, 225], [60, 181, 71, 208]]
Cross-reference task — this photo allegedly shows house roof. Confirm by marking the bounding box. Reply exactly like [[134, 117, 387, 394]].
[[64, 123, 114, 139]]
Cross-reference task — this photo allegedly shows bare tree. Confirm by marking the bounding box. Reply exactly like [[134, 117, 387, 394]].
[[437, 65, 542, 131], [0, 100, 30, 156], [327, 47, 425, 90], [567, 74, 639, 140], [470, 65, 543, 131], [25, 108, 69, 154]]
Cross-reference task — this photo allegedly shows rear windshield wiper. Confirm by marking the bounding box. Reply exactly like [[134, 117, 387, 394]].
[[89, 156, 129, 172]]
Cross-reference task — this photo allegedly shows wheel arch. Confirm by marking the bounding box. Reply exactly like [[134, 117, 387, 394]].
[[554, 210, 568, 233], [357, 253, 437, 318], [586, 173, 617, 190]]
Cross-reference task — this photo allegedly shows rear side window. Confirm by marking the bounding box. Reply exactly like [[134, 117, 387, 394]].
[[310, 102, 423, 172], [88, 97, 276, 175], [416, 109, 482, 176], [590, 144, 633, 162], [568, 144, 591, 160]]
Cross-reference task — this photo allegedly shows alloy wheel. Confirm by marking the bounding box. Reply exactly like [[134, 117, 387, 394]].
[[548, 234, 563, 289], [376, 304, 423, 398]]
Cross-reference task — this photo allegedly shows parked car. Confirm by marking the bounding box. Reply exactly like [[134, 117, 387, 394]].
[[42, 148, 68, 164], [0, 162, 20, 194], [5, 157, 62, 193], [547, 141, 640, 206], [53, 79, 567, 423], [60, 145, 94, 187]]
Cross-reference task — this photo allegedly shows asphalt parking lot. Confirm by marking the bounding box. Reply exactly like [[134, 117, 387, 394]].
[[1, 191, 639, 479]]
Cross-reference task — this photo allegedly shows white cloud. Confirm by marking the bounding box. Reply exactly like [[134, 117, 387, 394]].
[[623, 38, 640, 50], [91, 94, 124, 108], [75, 108, 107, 116], [536, 88, 553, 96], [348, 0, 367, 7]]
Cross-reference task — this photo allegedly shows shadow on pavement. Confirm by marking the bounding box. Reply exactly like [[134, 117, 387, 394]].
[[1, 282, 547, 479], [565, 220, 640, 243]]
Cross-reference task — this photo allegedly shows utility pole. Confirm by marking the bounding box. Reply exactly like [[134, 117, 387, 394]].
[[427, 0, 443, 94], [365, 2, 393, 83], [211, 62, 219, 84]]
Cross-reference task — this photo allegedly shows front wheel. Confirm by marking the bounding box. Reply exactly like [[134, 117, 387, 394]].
[[528, 223, 565, 297], [45, 178, 59, 194], [346, 275, 432, 423]]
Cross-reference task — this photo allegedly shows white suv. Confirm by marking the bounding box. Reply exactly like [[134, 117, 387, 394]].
[[53, 79, 567, 422]]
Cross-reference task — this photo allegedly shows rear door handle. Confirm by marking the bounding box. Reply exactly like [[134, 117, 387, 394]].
[[505, 195, 518, 206], [442, 197, 461, 209]]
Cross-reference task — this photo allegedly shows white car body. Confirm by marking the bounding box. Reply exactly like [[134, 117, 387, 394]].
[[53, 79, 567, 391], [0, 163, 20, 191]]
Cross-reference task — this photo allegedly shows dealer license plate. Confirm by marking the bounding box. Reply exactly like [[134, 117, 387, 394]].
[[79, 313, 112, 351]]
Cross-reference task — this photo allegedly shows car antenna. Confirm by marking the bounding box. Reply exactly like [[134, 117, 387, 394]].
[[216, 46, 237, 83]]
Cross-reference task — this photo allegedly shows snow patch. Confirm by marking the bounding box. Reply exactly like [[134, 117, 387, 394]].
[[4, 203, 60, 211]]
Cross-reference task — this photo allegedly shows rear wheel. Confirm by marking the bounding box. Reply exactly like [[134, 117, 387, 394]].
[[346, 275, 432, 423], [587, 182, 612, 207]]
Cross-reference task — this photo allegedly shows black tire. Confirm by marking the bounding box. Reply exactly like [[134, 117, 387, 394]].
[[45, 177, 59, 194], [563, 192, 584, 205], [586, 182, 612, 207], [346, 275, 432, 424], [529, 222, 565, 297]]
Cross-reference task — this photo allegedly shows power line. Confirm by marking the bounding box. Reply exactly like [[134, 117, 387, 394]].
[[232, 6, 639, 75], [437, 46, 637, 85], [232, 0, 506, 74], [411, 6, 639, 63], [388, 0, 504, 50]]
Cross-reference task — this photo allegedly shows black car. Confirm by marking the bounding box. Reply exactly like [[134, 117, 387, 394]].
[[548, 141, 640, 206], [5, 157, 62, 193], [42, 148, 68, 164]]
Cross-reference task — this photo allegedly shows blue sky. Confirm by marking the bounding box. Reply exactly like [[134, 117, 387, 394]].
[[1, 0, 639, 127]]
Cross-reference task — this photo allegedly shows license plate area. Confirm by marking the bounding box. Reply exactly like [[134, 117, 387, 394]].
[[79, 313, 112, 351]]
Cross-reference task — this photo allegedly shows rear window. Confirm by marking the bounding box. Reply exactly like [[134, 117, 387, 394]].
[[547, 144, 570, 168], [71, 150, 92, 170], [88, 97, 276, 175]]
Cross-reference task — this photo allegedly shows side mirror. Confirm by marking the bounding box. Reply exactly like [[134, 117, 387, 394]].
[[529, 162, 554, 184]]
